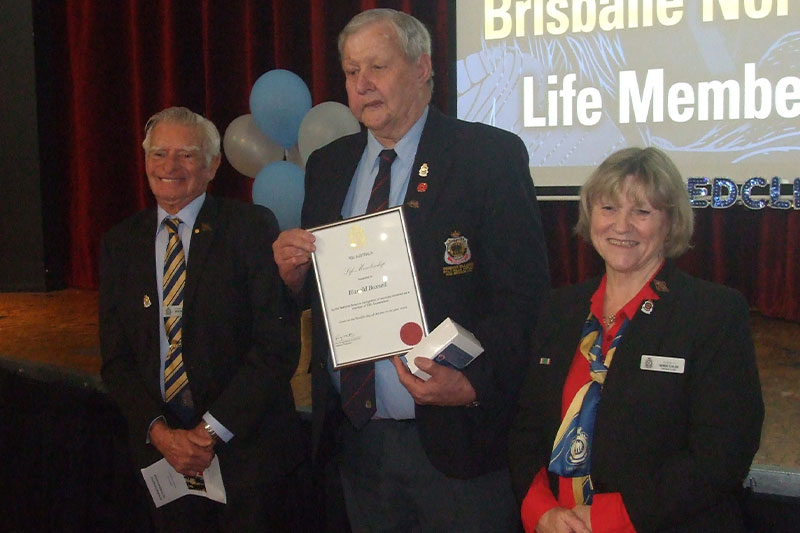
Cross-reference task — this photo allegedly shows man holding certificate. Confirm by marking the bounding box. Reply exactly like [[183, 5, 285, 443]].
[[273, 8, 549, 531]]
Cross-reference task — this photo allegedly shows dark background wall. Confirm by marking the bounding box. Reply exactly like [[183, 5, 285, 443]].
[[1, 1, 57, 290]]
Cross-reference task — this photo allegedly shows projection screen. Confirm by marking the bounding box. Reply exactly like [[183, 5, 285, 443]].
[[455, 1, 800, 201]]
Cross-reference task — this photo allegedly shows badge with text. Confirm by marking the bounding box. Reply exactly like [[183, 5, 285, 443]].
[[164, 305, 183, 318], [443, 231, 474, 276], [640, 354, 685, 374]]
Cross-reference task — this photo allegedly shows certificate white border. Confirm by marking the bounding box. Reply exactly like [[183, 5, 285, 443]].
[[310, 207, 428, 369]]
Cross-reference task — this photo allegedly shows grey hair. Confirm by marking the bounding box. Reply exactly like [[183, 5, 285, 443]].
[[575, 147, 694, 258], [141, 106, 221, 166], [338, 8, 434, 91]]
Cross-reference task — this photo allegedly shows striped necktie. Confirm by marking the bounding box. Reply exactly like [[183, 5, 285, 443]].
[[548, 313, 630, 504], [163, 217, 194, 423], [340, 148, 397, 428]]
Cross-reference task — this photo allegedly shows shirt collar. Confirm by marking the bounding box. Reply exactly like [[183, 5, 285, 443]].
[[156, 193, 206, 233], [364, 106, 429, 170], [590, 262, 663, 324]]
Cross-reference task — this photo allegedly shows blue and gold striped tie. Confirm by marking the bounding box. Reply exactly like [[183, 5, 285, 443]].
[[163, 217, 193, 423]]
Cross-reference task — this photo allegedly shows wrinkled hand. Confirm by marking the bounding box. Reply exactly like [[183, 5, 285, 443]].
[[571, 506, 591, 531], [536, 507, 591, 533], [391, 356, 477, 406], [272, 229, 315, 294], [149, 421, 215, 476]]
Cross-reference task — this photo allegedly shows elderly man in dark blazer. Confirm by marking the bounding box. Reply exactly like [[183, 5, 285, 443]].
[[99, 106, 304, 531], [273, 8, 550, 532]]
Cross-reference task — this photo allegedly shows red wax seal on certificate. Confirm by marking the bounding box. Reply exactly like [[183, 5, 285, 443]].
[[400, 322, 424, 346]]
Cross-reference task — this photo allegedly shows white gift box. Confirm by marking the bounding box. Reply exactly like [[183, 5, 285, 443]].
[[402, 318, 484, 381]]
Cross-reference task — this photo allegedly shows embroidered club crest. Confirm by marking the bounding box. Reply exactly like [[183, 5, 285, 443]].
[[444, 232, 471, 265]]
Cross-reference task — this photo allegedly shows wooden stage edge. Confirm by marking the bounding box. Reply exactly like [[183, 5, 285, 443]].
[[1, 289, 799, 495]]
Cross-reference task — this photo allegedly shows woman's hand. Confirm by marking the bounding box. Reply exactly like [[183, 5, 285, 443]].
[[536, 506, 591, 533]]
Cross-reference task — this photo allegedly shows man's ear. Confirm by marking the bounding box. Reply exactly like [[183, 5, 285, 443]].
[[207, 154, 222, 181], [416, 53, 432, 87]]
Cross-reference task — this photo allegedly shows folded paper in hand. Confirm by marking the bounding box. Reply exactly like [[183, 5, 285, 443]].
[[141, 455, 226, 508]]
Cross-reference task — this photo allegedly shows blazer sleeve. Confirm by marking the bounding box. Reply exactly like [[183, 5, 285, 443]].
[[99, 230, 165, 444], [201, 206, 301, 440], [459, 128, 551, 408]]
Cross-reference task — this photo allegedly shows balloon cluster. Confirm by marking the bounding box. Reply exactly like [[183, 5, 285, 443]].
[[223, 69, 361, 229]]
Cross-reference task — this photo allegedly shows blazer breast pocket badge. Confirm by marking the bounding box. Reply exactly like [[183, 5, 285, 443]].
[[640, 354, 685, 374]]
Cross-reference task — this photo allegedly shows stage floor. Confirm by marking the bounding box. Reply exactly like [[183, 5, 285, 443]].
[[1, 289, 798, 474]]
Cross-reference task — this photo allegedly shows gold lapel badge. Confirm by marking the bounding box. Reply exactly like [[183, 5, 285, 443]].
[[143, 295, 152, 308], [418, 163, 429, 177], [194, 222, 213, 234], [406, 200, 420, 209], [653, 279, 669, 292]]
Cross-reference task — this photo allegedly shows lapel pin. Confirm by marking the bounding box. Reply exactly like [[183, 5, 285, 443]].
[[539, 357, 551, 365], [641, 300, 654, 314], [653, 279, 669, 292], [406, 200, 420, 209], [418, 163, 429, 177], [143, 295, 152, 308], [417, 182, 428, 193]]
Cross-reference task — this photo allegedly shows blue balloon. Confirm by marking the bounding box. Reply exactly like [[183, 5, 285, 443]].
[[249, 70, 312, 149], [252, 161, 305, 230]]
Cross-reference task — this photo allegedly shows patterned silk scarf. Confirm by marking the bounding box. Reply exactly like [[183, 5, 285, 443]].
[[548, 312, 630, 504]]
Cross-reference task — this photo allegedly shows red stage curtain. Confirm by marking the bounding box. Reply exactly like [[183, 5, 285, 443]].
[[42, 1, 799, 322]]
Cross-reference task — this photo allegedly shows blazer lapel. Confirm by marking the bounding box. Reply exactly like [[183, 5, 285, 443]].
[[184, 195, 218, 306], [304, 132, 366, 227], [402, 107, 457, 227], [132, 209, 162, 389], [612, 261, 682, 368]]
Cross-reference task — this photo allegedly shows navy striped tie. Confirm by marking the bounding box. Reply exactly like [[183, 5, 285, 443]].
[[341, 148, 397, 428]]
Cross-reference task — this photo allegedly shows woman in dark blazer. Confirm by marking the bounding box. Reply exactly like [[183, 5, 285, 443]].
[[509, 147, 764, 532]]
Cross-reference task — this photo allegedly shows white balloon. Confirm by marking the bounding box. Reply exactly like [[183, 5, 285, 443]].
[[298, 102, 361, 165], [223, 114, 284, 178]]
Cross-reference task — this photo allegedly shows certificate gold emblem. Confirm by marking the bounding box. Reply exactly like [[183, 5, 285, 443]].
[[348, 224, 367, 248]]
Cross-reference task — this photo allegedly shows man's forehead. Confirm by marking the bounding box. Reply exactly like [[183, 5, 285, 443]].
[[343, 23, 398, 56], [149, 122, 203, 149], [148, 143, 201, 152]]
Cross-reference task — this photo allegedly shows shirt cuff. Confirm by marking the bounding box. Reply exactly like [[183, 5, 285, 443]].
[[146, 415, 166, 444], [591, 492, 636, 533], [203, 412, 233, 443], [521, 467, 559, 533]]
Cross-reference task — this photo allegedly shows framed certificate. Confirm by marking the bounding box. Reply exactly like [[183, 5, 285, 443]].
[[310, 207, 428, 369]]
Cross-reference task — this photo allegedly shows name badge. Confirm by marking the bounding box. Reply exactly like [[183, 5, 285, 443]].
[[163, 305, 183, 318], [640, 354, 685, 374]]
